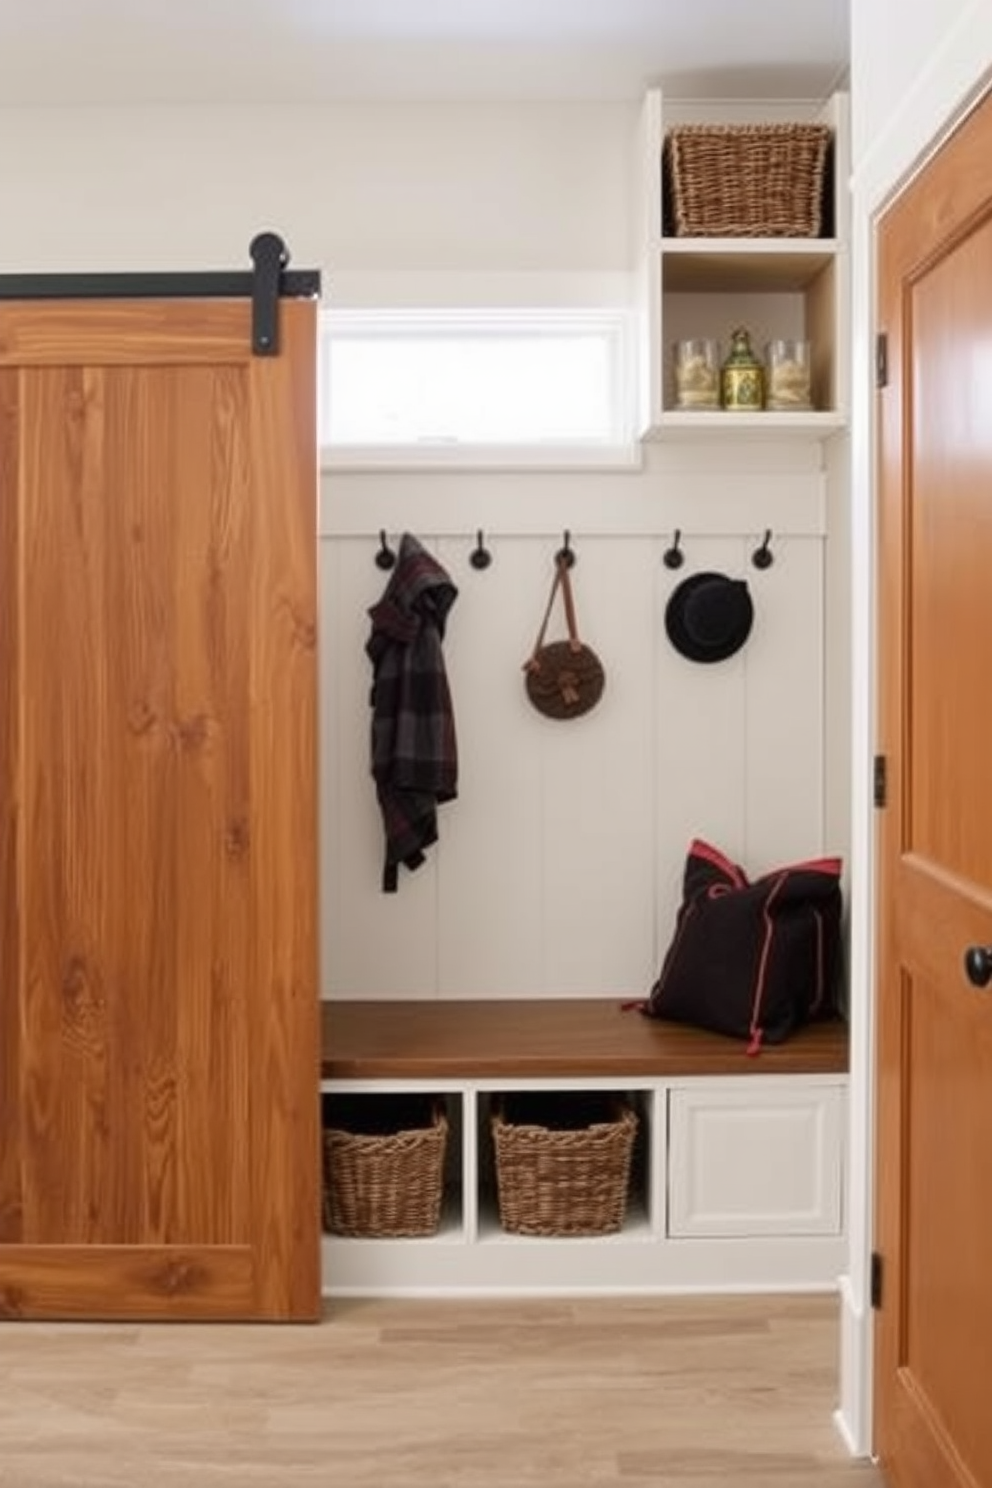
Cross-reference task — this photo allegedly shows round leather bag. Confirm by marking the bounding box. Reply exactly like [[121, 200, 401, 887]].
[[523, 557, 606, 720], [525, 638, 605, 720]]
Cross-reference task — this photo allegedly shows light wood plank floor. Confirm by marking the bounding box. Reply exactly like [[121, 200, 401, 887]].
[[0, 1293, 883, 1488]]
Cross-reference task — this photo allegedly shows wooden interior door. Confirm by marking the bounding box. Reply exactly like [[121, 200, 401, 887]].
[[874, 85, 992, 1484], [0, 285, 320, 1320]]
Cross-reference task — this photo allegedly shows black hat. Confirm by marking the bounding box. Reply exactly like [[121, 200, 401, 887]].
[[665, 571, 754, 663]]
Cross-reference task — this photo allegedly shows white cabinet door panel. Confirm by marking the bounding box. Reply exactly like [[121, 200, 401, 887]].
[[668, 1082, 844, 1238]]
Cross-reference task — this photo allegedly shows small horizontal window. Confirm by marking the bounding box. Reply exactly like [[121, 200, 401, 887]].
[[318, 308, 636, 465]]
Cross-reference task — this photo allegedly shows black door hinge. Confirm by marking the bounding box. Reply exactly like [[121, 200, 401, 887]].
[[870, 1251, 884, 1309], [876, 332, 889, 389], [874, 754, 888, 809]]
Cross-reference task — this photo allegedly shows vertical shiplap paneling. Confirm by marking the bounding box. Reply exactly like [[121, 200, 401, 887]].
[[320, 537, 440, 997], [320, 493, 826, 1003], [436, 536, 545, 997], [654, 536, 750, 962], [539, 537, 660, 995], [742, 534, 826, 871]]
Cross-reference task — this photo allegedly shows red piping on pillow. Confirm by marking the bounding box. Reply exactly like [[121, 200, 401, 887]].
[[749, 871, 788, 1047], [809, 906, 825, 1017], [781, 855, 843, 877], [689, 838, 747, 887]]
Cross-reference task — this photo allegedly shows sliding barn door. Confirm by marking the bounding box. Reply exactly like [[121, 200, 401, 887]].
[[0, 287, 320, 1320]]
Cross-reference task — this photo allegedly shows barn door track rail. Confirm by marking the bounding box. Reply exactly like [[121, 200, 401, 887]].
[[0, 232, 320, 356]]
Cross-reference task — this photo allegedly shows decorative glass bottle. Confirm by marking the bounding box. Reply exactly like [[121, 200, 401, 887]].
[[721, 326, 764, 411]]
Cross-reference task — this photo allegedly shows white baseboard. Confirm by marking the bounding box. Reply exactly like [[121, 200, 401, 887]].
[[833, 1407, 859, 1455], [835, 1271, 874, 1457]]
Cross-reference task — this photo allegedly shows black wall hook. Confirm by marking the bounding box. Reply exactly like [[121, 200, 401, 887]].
[[555, 530, 576, 569], [751, 530, 774, 570], [663, 529, 685, 570], [375, 530, 397, 570], [469, 530, 492, 570]]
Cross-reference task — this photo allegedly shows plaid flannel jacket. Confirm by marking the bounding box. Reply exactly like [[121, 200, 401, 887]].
[[365, 534, 458, 892]]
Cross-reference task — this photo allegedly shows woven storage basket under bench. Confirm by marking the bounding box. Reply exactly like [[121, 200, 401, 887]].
[[491, 1091, 638, 1237], [663, 122, 832, 238], [321, 1092, 448, 1238]]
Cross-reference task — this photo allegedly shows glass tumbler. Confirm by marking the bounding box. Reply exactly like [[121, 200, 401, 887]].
[[766, 339, 813, 410], [673, 339, 720, 410]]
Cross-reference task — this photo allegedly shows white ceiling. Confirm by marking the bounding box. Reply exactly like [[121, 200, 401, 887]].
[[0, 0, 849, 106]]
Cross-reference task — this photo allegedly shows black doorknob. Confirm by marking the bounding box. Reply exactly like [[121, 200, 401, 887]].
[[964, 945, 992, 988]]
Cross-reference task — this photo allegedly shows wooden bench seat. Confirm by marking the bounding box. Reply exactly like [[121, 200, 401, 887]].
[[321, 999, 849, 1081]]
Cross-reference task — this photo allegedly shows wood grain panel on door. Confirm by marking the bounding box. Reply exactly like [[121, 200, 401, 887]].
[[0, 298, 319, 1320], [874, 83, 992, 1488]]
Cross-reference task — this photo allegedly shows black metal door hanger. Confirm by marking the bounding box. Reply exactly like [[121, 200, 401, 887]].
[[0, 232, 320, 357]]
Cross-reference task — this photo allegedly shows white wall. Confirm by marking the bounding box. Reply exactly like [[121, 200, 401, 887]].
[[850, 0, 975, 168], [841, 0, 992, 1458], [0, 102, 632, 275], [851, 0, 992, 194]]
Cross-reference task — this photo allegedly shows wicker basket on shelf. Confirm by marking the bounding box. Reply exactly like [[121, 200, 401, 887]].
[[491, 1093, 638, 1237], [663, 122, 832, 238], [322, 1095, 448, 1238]]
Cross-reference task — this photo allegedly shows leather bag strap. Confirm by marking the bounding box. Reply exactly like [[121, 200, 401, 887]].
[[526, 556, 583, 667], [558, 559, 581, 650]]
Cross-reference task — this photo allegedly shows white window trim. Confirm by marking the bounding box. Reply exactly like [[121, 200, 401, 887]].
[[318, 306, 641, 472]]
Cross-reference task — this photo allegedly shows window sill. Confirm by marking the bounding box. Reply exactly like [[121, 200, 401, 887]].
[[320, 442, 644, 474]]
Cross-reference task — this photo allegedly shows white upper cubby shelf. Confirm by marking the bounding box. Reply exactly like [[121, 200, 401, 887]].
[[634, 88, 851, 442]]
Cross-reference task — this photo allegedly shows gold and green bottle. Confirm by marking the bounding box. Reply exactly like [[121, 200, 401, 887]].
[[721, 326, 764, 411]]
